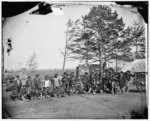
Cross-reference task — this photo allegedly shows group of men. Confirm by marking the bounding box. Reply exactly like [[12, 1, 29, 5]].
[[10, 70, 132, 101], [77, 70, 131, 94]]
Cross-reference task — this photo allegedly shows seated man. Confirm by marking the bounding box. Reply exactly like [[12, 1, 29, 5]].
[[94, 81, 102, 93], [52, 85, 66, 97], [17, 76, 33, 101], [105, 80, 112, 93], [111, 73, 120, 94], [42, 75, 53, 98], [66, 73, 76, 95], [75, 81, 84, 94], [69, 73, 76, 86]]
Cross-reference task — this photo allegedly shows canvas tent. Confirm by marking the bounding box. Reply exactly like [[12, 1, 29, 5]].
[[122, 59, 146, 73]]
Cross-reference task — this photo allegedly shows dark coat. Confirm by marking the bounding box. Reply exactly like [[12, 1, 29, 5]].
[[69, 76, 76, 87], [33, 77, 41, 89], [84, 75, 90, 83], [14, 79, 22, 95], [26, 79, 34, 88], [62, 76, 69, 87], [119, 74, 127, 89], [126, 73, 131, 82]]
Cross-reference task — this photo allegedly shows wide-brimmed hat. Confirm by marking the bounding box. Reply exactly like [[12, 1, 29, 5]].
[[16, 75, 19, 78], [28, 76, 31, 78]]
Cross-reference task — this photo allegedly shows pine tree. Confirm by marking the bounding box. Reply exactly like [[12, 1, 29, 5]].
[[82, 5, 125, 77], [131, 22, 145, 59], [61, 19, 74, 72]]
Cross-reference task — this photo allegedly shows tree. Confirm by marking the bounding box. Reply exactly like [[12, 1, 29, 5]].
[[61, 19, 93, 72], [115, 22, 146, 61], [65, 19, 99, 73], [26, 52, 38, 71], [67, 30, 95, 69], [82, 5, 125, 78], [131, 22, 145, 59], [107, 26, 135, 71], [61, 19, 76, 73]]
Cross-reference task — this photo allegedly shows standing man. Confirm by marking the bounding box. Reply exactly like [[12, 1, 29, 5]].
[[53, 74, 60, 88], [26, 76, 33, 88], [53, 74, 61, 97], [119, 71, 127, 94], [14, 75, 22, 100], [25, 76, 34, 98], [125, 70, 131, 92], [43, 75, 50, 88], [83, 72, 89, 90], [62, 72, 69, 89], [33, 74, 41, 97], [69, 72, 76, 87]]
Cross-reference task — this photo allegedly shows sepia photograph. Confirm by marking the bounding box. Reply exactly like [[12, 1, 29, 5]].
[[2, 1, 148, 119]]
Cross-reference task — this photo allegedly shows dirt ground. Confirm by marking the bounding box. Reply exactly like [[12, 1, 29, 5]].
[[2, 84, 148, 119]]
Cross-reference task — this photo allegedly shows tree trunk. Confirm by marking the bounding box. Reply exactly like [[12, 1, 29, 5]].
[[115, 58, 117, 72], [136, 40, 138, 59], [85, 41, 89, 72], [62, 54, 66, 73], [108, 60, 109, 68], [98, 44, 101, 74], [98, 42, 103, 81], [98, 28, 103, 81], [62, 28, 68, 73], [85, 59, 89, 72], [115, 49, 118, 72], [62, 46, 67, 73], [100, 43, 103, 81], [103, 47, 107, 69]]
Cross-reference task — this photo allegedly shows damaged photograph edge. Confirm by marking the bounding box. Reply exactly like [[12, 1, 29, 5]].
[[1, 0, 149, 119]]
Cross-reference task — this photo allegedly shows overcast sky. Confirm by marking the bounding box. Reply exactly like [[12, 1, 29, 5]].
[[3, 2, 145, 70]]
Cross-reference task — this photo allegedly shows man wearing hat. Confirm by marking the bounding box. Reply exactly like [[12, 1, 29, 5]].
[[25, 76, 34, 98], [14, 75, 22, 100], [33, 74, 41, 97]]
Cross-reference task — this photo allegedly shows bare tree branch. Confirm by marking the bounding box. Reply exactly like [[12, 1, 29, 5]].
[[26, 52, 38, 71]]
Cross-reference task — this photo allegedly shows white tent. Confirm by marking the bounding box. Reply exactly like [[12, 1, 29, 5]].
[[122, 59, 147, 73]]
